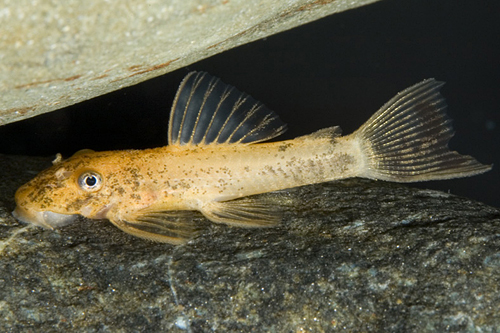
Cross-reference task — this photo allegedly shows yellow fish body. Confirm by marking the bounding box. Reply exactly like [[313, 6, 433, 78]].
[[13, 72, 491, 244]]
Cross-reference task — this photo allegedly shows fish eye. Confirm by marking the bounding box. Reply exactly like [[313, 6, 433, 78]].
[[78, 171, 103, 192]]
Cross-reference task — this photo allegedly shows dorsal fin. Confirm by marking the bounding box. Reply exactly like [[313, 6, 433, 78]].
[[71, 149, 95, 157], [168, 72, 287, 146]]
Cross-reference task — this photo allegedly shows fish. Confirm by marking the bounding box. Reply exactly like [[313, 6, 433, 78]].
[[12, 72, 492, 244]]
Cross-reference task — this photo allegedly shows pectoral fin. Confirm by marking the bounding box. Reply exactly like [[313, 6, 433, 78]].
[[109, 211, 201, 244], [200, 198, 282, 227]]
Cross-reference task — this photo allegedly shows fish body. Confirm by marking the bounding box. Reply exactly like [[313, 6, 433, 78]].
[[13, 72, 491, 243]]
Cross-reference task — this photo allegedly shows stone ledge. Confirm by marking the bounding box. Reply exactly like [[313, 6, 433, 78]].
[[0, 0, 379, 126]]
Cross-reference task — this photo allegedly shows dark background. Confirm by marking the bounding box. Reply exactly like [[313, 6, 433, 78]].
[[1, 0, 499, 207]]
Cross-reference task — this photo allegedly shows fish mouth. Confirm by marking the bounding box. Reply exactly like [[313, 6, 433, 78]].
[[12, 206, 78, 229]]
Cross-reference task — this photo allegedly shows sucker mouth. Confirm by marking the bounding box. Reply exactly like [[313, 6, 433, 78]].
[[12, 206, 78, 229]]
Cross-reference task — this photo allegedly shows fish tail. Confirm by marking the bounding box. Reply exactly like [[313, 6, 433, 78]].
[[353, 79, 491, 182]]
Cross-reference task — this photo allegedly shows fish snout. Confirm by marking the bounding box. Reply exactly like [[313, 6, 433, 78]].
[[12, 206, 78, 229], [13, 178, 79, 229]]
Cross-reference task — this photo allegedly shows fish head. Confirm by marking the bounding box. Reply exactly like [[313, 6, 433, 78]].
[[13, 150, 118, 229]]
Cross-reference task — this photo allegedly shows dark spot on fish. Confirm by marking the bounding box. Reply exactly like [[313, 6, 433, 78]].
[[278, 143, 292, 152], [264, 165, 276, 174], [67, 195, 92, 211]]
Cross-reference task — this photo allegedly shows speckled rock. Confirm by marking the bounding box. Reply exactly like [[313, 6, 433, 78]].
[[0, 0, 379, 126], [1, 154, 499, 332]]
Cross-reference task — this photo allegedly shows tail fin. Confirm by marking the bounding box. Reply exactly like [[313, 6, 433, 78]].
[[354, 79, 491, 182]]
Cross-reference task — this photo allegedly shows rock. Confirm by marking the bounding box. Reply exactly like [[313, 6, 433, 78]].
[[0, 0, 380, 126], [1, 153, 499, 331]]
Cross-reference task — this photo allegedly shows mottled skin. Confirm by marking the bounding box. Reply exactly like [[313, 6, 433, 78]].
[[13, 131, 360, 238], [13, 75, 491, 243]]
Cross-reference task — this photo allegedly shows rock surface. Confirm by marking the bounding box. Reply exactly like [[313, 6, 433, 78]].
[[1, 153, 499, 332], [0, 0, 379, 126]]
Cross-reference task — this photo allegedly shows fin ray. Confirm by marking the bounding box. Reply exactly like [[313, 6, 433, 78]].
[[109, 210, 201, 244], [355, 79, 491, 182], [200, 198, 281, 227], [168, 72, 287, 146]]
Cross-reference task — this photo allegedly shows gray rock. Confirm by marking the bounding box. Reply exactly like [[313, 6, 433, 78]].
[[0, 0, 379, 126], [1, 154, 499, 332]]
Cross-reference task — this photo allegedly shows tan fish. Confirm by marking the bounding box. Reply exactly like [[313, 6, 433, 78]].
[[13, 72, 491, 244]]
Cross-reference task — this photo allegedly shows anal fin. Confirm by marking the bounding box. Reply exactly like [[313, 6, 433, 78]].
[[109, 211, 201, 244], [200, 198, 282, 227]]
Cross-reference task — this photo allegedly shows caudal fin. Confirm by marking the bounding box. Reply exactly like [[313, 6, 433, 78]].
[[353, 79, 491, 182]]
